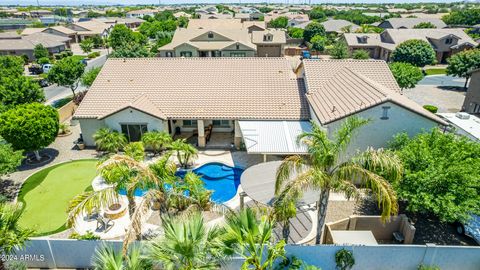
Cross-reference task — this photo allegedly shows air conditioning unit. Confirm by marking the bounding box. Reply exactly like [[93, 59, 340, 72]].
[[455, 112, 471, 120]]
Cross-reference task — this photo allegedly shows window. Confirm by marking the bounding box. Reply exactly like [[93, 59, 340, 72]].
[[121, 124, 147, 142], [263, 34, 273, 41], [180, 51, 192, 57], [357, 36, 368, 44], [212, 120, 230, 127], [166, 52, 173, 57], [445, 38, 453, 44], [208, 32, 214, 39], [381, 106, 391, 120], [236, 43, 240, 50], [183, 120, 198, 127], [230, 52, 246, 57]]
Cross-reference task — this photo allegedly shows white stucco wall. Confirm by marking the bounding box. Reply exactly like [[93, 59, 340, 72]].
[[103, 108, 168, 133], [78, 118, 106, 147]]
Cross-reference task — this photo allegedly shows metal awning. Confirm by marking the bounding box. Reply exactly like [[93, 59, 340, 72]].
[[238, 120, 312, 154]]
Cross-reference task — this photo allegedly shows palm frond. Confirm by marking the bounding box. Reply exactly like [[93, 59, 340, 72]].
[[92, 244, 123, 270], [334, 116, 371, 154], [66, 187, 118, 227], [275, 155, 307, 195], [354, 148, 403, 184]]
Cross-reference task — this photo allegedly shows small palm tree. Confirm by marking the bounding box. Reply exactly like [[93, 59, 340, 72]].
[[124, 142, 145, 161], [148, 213, 225, 270], [0, 203, 34, 270], [141, 131, 172, 156], [93, 128, 127, 154], [275, 117, 402, 244], [271, 195, 297, 243], [170, 139, 198, 168], [92, 244, 151, 270], [223, 208, 286, 270]]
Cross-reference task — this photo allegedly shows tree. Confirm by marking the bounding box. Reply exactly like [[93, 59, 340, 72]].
[[148, 213, 225, 270], [223, 208, 286, 270], [355, 24, 383, 33], [47, 56, 85, 97], [413, 22, 437, 29], [0, 203, 34, 270], [80, 66, 101, 88], [170, 139, 198, 168], [287, 27, 304, 38], [390, 129, 480, 223], [141, 131, 172, 156], [109, 24, 136, 50], [309, 35, 327, 52], [389, 62, 424, 90], [329, 41, 349, 59], [93, 128, 127, 154], [124, 142, 145, 162], [271, 195, 296, 243], [109, 43, 152, 58], [92, 244, 150, 270], [303, 22, 326, 42], [0, 76, 45, 106], [0, 103, 59, 161], [352, 49, 370, 59], [446, 49, 480, 89], [442, 9, 480, 26], [80, 39, 94, 54], [0, 142, 23, 177], [33, 44, 49, 60], [0, 56, 24, 80], [391, 40, 436, 67], [275, 117, 402, 244], [309, 7, 326, 21], [268, 16, 288, 29]]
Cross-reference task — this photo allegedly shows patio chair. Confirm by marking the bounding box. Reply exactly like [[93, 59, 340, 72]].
[[96, 216, 115, 232], [85, 208, 99, 221]]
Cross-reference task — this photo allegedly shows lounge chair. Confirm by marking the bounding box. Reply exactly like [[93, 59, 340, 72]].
[[96, 216, 114, 232]]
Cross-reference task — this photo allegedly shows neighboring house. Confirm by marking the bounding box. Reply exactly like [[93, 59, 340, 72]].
[[378, 18, 447, 29], [0, 32, 70, 60], [173, 11, 192, 18], [321, 19, 360, 34], [343, 28, 478, 63], [126, 9, 158, 19], [29, 9, 53, 18], [0, 19, 33, 31], [438, 112, 480, 142], [96, 17, 144, 29], [251, 29, 286, 57], [288, 16, 310, 28], [264, 12, 308, 24], [462, 69, 480, 113], [43, 26, 78, 43], [199, 13, 234, 20], [67, 19, 113, 41], [243, 21, 267, 33]]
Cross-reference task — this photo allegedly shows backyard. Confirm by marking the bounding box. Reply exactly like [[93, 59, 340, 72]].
[[17, 159, 97, 236]]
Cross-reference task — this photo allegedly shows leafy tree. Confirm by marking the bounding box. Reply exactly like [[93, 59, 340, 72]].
[[276, 117, 401, 244], [329, 41, 349, 59], [309, 7, 326, 21], [0, 56, 24, 80], [268, 16, 289, 29], [141, 131, 172, 156], [223, 208, 286, 270], [80, 38, 94, 53], [355, 24, 383, 33], [0, 76, 45, 106], [390, 129, 480, 223], [389, 62, 424, 90], [109, 24, 136, 50], [272, 195, 296, 243], [33, 44, 49, 60], [413, 22, 437, 29], [0, 142, 23, 177], [148, 213, 225, 270], [0, 103, 59, 161], [37, 57, 50, 65], [47, 56, 85, 97], [309, 35, 327, 52], [109, 43, 152, 58], [93, 128, 127, 154], [287, 27, 304, 38], [80, 66, 101, 88], [446, 49, 480, 89], [170, 139, 198, 168], [334, 10, 381, 25], [442, 9, 480, 26], [92, 244, 150, 270], [0, 203, 34, 270], [352, 49, 370, 59], [391, 39, 436, 67], [177, 16, 189, 28], [155, 31, 174, 47], [124, 142, 145, 162], [303, 22, 326, 42]]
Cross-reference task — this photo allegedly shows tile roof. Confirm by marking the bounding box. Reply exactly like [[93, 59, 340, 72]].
[[74, 58, 309, 121], [48, 26, 77, 35], [187, 18, 243, 30], [321, 19, 360, 33], [0, 32, 69, 51], [302, 59, 446, 125], [21, 27, 46, 35], [251, 29, 286, 44], [382, 18, 447, 29]]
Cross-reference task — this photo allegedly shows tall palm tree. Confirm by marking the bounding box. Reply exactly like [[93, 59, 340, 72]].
[[148, 213, 225, 270], [223, 208, 286, 270], [141, 131, 172, 156], [271, 195, 297, 243], [92, 244, 151, 270], [169, 139, 198, 168], [0, 203, 34, 270], [275, 117, 402, 244], [93, 128, 128, 154]]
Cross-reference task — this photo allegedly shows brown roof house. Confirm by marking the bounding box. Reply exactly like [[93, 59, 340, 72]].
[[0, 32, 70, 61], [378, 18, 447, 29]]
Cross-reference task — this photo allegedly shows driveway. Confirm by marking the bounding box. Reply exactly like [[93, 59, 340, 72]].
[[404, 75, 467, 113]]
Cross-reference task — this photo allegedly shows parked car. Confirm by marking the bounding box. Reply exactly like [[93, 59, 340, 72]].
[[80, 59, 88, 65], [28, 64, 43, 75], [456, 214, 480, 245], [37, 78, 50, 88], [42, 64, 53, 74]]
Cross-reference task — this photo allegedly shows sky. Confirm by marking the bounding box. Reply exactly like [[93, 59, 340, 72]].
[[2, 0, 459, 6]]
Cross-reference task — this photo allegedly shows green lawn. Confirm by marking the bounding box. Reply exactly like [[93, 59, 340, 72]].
[[70, 55, 86, 63], [425, 68, 447, 75], [17, 160, 98, 236]]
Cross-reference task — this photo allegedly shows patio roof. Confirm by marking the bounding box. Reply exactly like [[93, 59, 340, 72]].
[[238, 120, 311, 154]]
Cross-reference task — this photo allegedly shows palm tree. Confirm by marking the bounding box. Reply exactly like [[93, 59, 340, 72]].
[[148, 213, 225, 270], [271, 195, 297, 243], [141, 131, 172, 156], [0, 203, 34, 270], [92, 244, 151, 270], [223, 208, 286, 270], [275, 117, 402, 244], [93, 128, 128, 154], [169, 139, 198, 168], [124, 142, 145, 161]]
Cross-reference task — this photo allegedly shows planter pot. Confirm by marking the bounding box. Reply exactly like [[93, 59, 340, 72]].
[[77, 143, 85, 150]]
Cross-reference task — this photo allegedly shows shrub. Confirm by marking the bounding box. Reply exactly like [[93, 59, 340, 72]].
[[69, 231, 100, 240], [51, 97, 72, 108], [335, 249, 355, 270], [87, 51, 100, 59], [423, 104, 438, 113], [352, 49, 370, 59], [73, 90, 87, 105], [391, 39, 436, 67], [37, 57, 50, 65]]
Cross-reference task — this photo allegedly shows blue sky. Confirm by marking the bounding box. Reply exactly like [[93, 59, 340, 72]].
[[3, 0, 456, 6]]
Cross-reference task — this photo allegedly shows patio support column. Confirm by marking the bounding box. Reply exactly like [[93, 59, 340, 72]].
[[198, 120, 206, 147], [234, 120, 242, 149]]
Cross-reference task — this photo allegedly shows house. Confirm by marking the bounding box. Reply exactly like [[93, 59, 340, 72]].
[[96, 17, 144, 29], [42, 26, 78, 43], [173, 11, 192, 18], [243, 21, 267, 33], [321, 19, 360, 34], [126, 9, 158, 19], [288, 16, 310, 28], [378, 18, 447, 29], [438, 112, 480, 142], [343, 28, 478, 63], [67, 20, 113, 41], [0, 19, 33, 31], [0, 32, 70, 61], [462, 69, 480, 114], [251, 29, 286, 57]]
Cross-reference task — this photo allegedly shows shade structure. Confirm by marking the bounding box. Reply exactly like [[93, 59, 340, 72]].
[[330, 230, 378, 245], [240, 161, 320, 206]]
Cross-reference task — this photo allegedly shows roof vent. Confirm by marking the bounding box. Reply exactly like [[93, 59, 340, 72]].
[[456, 112, 470, 120]]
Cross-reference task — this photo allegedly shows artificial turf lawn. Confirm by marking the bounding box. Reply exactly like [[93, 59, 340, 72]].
[[17, 159, 98, 236], [425, 68, 447, 75]]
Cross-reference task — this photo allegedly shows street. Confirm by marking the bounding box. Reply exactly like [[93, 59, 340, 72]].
[[43, 53, 107, 104]]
